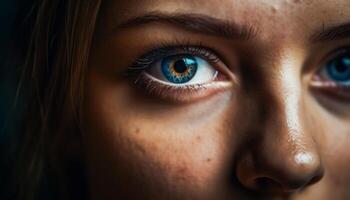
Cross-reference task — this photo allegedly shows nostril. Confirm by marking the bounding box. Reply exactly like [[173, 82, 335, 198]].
[[307, 170, 324, 186], [252, 169, 324, 193], [255, 177, 283, 191], [235, 151, 324, 194], [252, 171, 324, 193]]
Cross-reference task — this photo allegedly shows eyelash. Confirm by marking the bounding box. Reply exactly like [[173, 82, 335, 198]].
[[127, 42, 220, 71], [123, 42, 231, 102]]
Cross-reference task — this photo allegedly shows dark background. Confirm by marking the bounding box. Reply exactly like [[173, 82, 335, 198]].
[[0, 0, 18, 145], [0, 0, 19, 190]]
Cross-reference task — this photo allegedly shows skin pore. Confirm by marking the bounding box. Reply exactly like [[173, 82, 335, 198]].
[[82, 0, 350, 199]]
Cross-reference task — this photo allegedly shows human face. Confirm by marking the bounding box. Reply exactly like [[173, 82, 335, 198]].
[[83, 0, 350, 199]]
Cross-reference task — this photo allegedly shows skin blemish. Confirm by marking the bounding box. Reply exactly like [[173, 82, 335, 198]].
[[173, 165, 193, 182], [206, 158, 212, 163], [285, 0, 302, 7], [135, 128, 140, 134], [270, 5, 278, 14]]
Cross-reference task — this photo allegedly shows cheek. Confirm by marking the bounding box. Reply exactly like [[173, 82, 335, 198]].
[[324, 132, 350, 185], [317, 115, 350, 189], [120, 125, 225, 187], [82, 75, 235, 196]]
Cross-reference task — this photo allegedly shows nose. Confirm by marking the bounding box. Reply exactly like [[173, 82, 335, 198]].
[[235, 69, 324, 194], [236, 144, 324, 193]]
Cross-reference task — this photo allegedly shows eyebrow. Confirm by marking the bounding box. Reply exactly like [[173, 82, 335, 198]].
[[115, 12, 259, 41], [115, 12, 350, 43], [311, 22, 350, 42]]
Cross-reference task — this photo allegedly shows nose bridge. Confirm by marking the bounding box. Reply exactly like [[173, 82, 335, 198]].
[[253, 46, 306, 141], [264, 63, 305, 153]]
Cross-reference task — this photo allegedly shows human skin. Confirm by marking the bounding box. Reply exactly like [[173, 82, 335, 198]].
[[82, 0, 350, 199]]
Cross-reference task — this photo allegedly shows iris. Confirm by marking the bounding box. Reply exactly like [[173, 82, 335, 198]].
[[326, 53, 350, 84], [161, 54, 198, 84]]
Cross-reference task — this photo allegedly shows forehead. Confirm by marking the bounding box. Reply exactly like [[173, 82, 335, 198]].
[[101, 0, 350, 42]]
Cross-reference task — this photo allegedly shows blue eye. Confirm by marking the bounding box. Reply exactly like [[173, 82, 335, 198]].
[[145, 53, 218, 86], [161, 55, 198, 84], [127, 46, 232, 102], [325, 52, 350, 84]]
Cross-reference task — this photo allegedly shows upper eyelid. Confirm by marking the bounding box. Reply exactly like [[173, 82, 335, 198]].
[[303, 45, 350, 74], [130, 45, 221, 69], [125, 44, 237, 83], [324, 46, 350, 59], [317, 46, 350, 71]]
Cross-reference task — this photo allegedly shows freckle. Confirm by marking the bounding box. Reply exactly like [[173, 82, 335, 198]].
[[196, 136, 201, 142], [135, 128, 140, 134], [177, 166, 188, 176], [270, 5, 278, 14], [206, 158, 212, 163], [135, 143, 146, 155], [286, 0, 301, 5]]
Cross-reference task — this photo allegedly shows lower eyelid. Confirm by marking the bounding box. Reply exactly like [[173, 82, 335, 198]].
[[311, 74, 350, 88], [134, 72, 234, 103], [311, 86, 350, 103], [310, 76, 350, 103]]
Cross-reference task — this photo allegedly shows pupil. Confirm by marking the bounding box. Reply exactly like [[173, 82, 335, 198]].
[[173, 59, 188, 73], [335, 59, 349, 73]]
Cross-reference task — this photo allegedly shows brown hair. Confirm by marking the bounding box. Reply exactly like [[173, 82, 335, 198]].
[[12, 0, 102, 199]]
